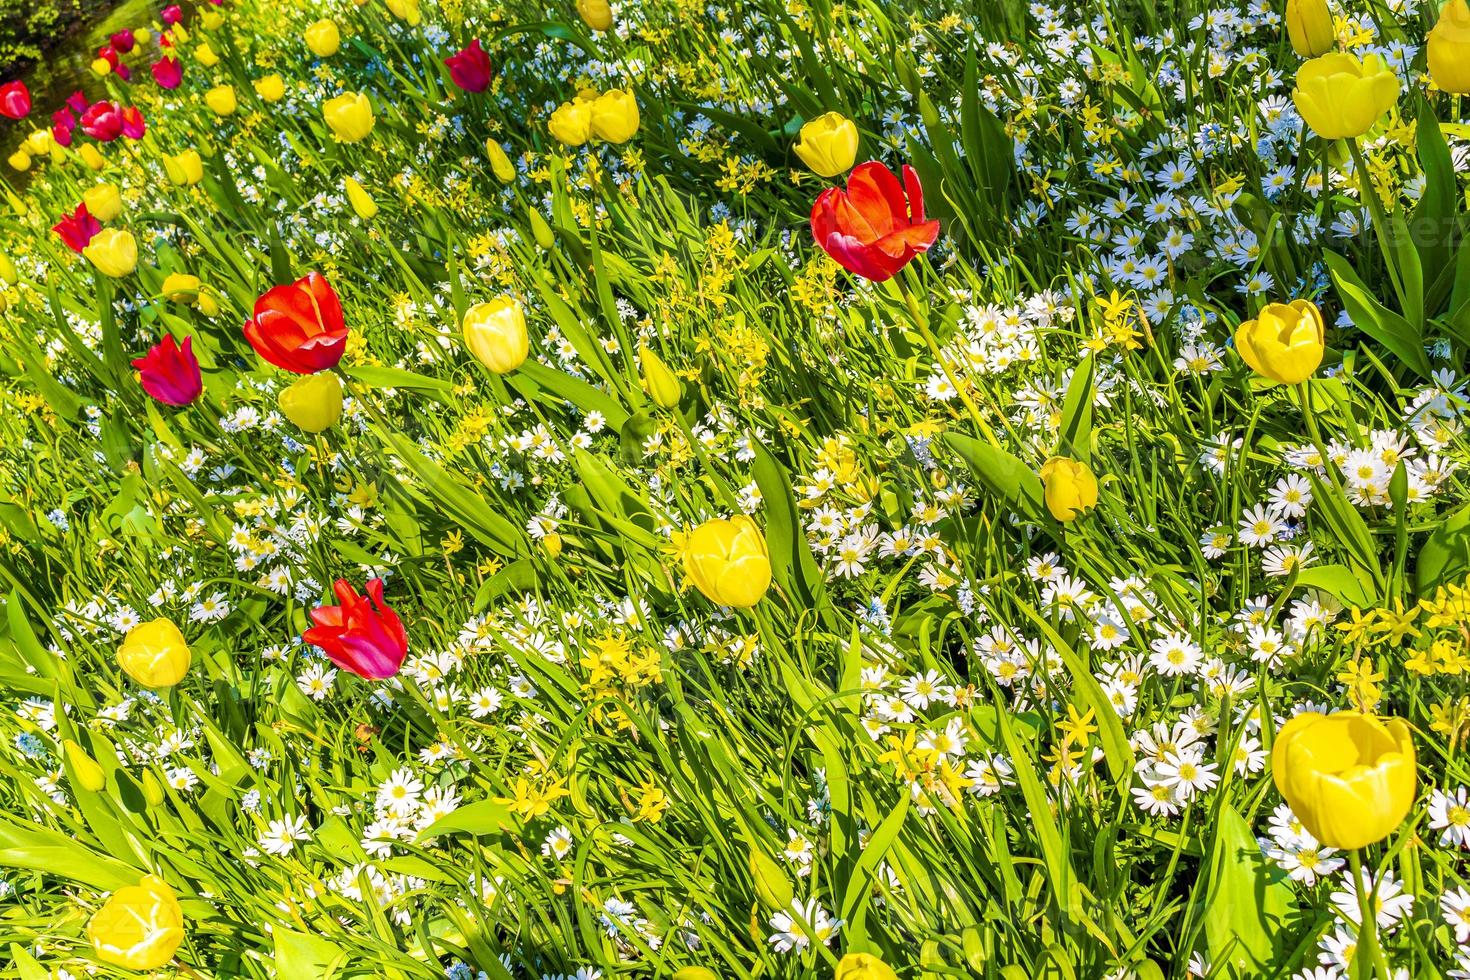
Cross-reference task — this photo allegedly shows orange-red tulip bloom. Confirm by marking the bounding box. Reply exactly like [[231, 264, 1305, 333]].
[[810, 161, 940, 282], [242, 271, 348, 374]]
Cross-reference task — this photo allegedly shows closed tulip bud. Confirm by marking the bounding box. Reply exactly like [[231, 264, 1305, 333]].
[[279, 372, 344, 432], [117, 618, 191, 688], [87, 875, 185, 971], [1285, 0, 1335, 57], [6, 149, 28, 172], [486, 139, 516, 181], [79, 143, 106, 170], [195, 41, 219, 67], [1272, 710, 1415, 849], [747, 847, 793, 910], [835, 953, 899, 980], [170, 23, 189, 43], [1292, 53, 1399, 140], [1038, 456, 1098, 522], [1234, 298, 1324, 385], [685, 517, 771, 607], [63, 739, 107, 792], [141, 769, 166, 807], [164, 149, 205, 186], [590, 89, 639, 143], [344, 177, 378, 219], [639, 344, 681, 408], [160, 272, 202, 303], [542, 532, 563, 558], [304, 19, 341, 57], [386, 0, 422, 25], [197, 290, 220, 317], [83, 228, 138, 278], [548, 100, 592, 146], [464, 297, 529, 373], [205, 84, 237, 116], [577, 0, 614, 31], [529, 208, 555, 249], [795, 111, 859, 177], [0, 253, 17, 285], [200, 8, 224, 30], [323, 92, 375, 142], [133, 27, 151, 45], [82, 183, 123, 221], [91, 57, 113, 76], [1429, 0, 1470, 94], [254, 74, 286, 102]]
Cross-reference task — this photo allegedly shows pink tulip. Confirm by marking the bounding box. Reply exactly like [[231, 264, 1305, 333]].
[[80, 101, 123, 141], [151, 56, 182, 89], [121, 106, 146, 139], [132, 336, 203, 406], [0, 81, 30, 119], [444, 39, 493, 93], [303, 578, 408, 680]]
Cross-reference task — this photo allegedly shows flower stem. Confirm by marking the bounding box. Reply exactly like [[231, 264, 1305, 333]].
[[1346, 138, 1407, 317], [897, 278, 1003, 449], [1348, 849, 1391, 980]]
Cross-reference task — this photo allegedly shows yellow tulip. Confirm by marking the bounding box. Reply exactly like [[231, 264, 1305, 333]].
[[548, 100, 592, 146], [82, 183, 123, 222], [200, 9, 224, 30], [794, 112, 859, 177], [87, 875, 185, 971], [1429, 0, 1470, 94], [323, 92, 376, 142], [683, 516, 771, 607], [385, 0, 422, 25], [141, 769, 166, 807], [1291, 53, 1399, 140], [835, 953, 900, 980], [91, 57, 113, 76], [590, 89, 639, 143], [464, 297, 529, 373], [63, 739, 107, 792], [195, 41, 219, 67], [78, 143, 106, 171], [254, 74, 286, 102], [0, 254, 18, 285], [485, 139, 516, 181], [639, 344, 681, 408], [279, 373, 344, 432], [26, 129, 52, 156], [1285, 0, 1335, 57], [170, 23, 189, 44], [1271, 710, 1415, 850], [205, 84, 237, 116], [304, 19, 341, 57], [577, 0, 613, 31], [1038, 456, 1098, 522], [529, 208, 555, 249], [6, 149, 28, 172], [164, 149, 205, 186], [83, 229, 138, 278], [117, 618, 191, 688], [161, 272, 202, 303], [133, 27, 151, 45], [344, 177, 378, 219], [1234, 299, 1324, 385], [197, 290, 220, 317]]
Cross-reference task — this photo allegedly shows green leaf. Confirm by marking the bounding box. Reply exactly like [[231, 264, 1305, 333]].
[[1203, 805, 1297, 976], [751, 436, 825, 606], [1415, 501, 1470, 594], [1057, 355, 1094, 464], [415, 799, 518, 842], [1325, 251, 1431, 379], [944, 433, 1048, 524], [273, 928, 347, 980]]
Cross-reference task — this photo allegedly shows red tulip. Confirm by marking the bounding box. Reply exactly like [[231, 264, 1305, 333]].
[[162, 5, 183, 26], [810, 161, 940, 282], [80, 101, 123, 141], [121, 106, 146, 139], [444, 39, 493, 93], [110, 30, 136, 53], [0, 81, 30, 119], [51, 109, 76, 147], [151, 56, 182, 89], [53, 203, 102, 253], [132, 335, 202, 406], [303, 578, 408, 680], [96, 47, 121, 71], [242, 271, 348, 374], [66, 91, 88, 114]]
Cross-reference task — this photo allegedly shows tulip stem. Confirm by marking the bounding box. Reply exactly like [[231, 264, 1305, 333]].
[[1347, 849, 1391, 980], [1346, 139, 1408, 318], [897, 279, 1003, 450]]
